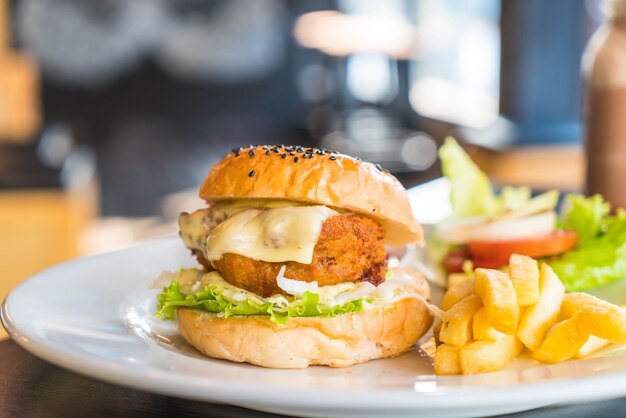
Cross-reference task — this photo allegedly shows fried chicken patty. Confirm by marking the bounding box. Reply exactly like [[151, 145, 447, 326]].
[[200, 214, 387, 297]]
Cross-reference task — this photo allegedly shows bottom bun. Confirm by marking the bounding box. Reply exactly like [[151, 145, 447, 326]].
[[177, 283, 433, 368]]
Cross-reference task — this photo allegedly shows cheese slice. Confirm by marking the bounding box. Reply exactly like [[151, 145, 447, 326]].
[[206, 206, 338, 264], [178, 199, 310, 254], [179, 207, 228, 251]]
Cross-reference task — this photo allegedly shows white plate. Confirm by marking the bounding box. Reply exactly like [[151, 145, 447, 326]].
[[4, 236, 626, 418]]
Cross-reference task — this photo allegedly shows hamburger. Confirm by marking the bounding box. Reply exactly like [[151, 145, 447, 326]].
[[156, 145, 433, 368]]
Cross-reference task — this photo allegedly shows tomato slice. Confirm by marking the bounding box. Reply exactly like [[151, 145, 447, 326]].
[[467, 231, 578, 262], [443, 231, 578, 273]]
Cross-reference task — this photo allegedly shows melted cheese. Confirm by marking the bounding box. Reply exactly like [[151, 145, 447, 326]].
[[179, 208, 227, 251], [178, 199, 310, 254], [206, 205, 338, 264]]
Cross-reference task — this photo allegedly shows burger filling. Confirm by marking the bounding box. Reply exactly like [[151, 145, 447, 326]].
[[178, 203, 388, 296], [155, 266, 426, 325], [156, 202, 426, 324]]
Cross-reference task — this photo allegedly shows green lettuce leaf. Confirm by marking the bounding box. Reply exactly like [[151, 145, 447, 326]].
[[548, 195, 626, 291], [155, 280, 366, 326], [558, 194, 609, 246], [439, 137, 497, 218], [439, 137, 558, 220]]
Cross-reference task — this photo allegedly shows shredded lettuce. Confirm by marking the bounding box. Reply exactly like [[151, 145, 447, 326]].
[[548, 195, 626, 291], [156, 279, 366, 326]]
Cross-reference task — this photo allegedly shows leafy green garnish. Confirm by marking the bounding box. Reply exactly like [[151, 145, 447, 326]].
[[439, 137, 558, 220], [439, 137, 497, 218], [548, 195, 626, 291], [438, 137, 626, 291], [558, 194, 609, 246]]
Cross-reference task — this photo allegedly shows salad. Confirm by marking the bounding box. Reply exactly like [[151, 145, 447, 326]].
[[437, 137, 626, 292]]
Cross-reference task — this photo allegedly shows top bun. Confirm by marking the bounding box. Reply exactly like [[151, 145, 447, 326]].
[[200, 145, 422, 245]]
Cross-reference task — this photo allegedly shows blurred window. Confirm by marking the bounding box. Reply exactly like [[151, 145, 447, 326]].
[[410, 0, 500, 130], [408, 0, 602, 145]]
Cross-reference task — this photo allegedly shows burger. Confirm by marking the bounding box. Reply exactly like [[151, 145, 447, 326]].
[[156, 145, 433, 368]]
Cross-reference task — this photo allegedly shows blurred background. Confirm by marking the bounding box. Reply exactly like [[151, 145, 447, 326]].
[[0, 0, 604, 300]]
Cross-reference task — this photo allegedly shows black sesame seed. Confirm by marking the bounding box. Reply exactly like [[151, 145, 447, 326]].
[[316, 150, 324, 155], [372, 208, 376, 212], [329, 156, 337, 161], [290, 152, 295, 156], [248, 170, 256, 177], [265, 150, 271, 155], [281, 153, 287, 159], [249, 149, 255, 157], [375, 163, 383, 171], [294, 157, 300, 163], [273, 148, 280, 153]]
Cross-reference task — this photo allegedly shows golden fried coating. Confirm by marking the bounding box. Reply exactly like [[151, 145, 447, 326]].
[[212, 215, 387, 297], [192, 249, 213, 271]]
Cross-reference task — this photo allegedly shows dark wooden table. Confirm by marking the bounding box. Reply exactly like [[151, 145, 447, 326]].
[[0, 338, 623, 418]]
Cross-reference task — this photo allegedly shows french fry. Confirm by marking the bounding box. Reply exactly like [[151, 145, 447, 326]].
[[559, 292, 609, 319], [473, 307, 506, 341], [584, 305, 626, 344], [433, 322, 442, 346], [517, 263, 564, 351], [575, 335, 611, 359], [575, 304, 626, 358], [474, 269, 519, 334], [459, 334, 523, 375], [560, 293, 626, 343], [573, 304, 626, 358], [509, 254, 540, 306], [448, 273, 472, 290], [533, 310, 589, 363], [439, 294, 483, 347], [434, 344, 461, 375], [434, 253, 626, 375], [441, 278, 475, 311]]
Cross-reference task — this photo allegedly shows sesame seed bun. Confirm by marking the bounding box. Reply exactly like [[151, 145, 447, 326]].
[[199, 145, 423, 246]]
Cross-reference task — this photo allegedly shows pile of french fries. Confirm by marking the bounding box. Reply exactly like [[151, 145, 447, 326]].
[[434, 254, 626, 375]]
